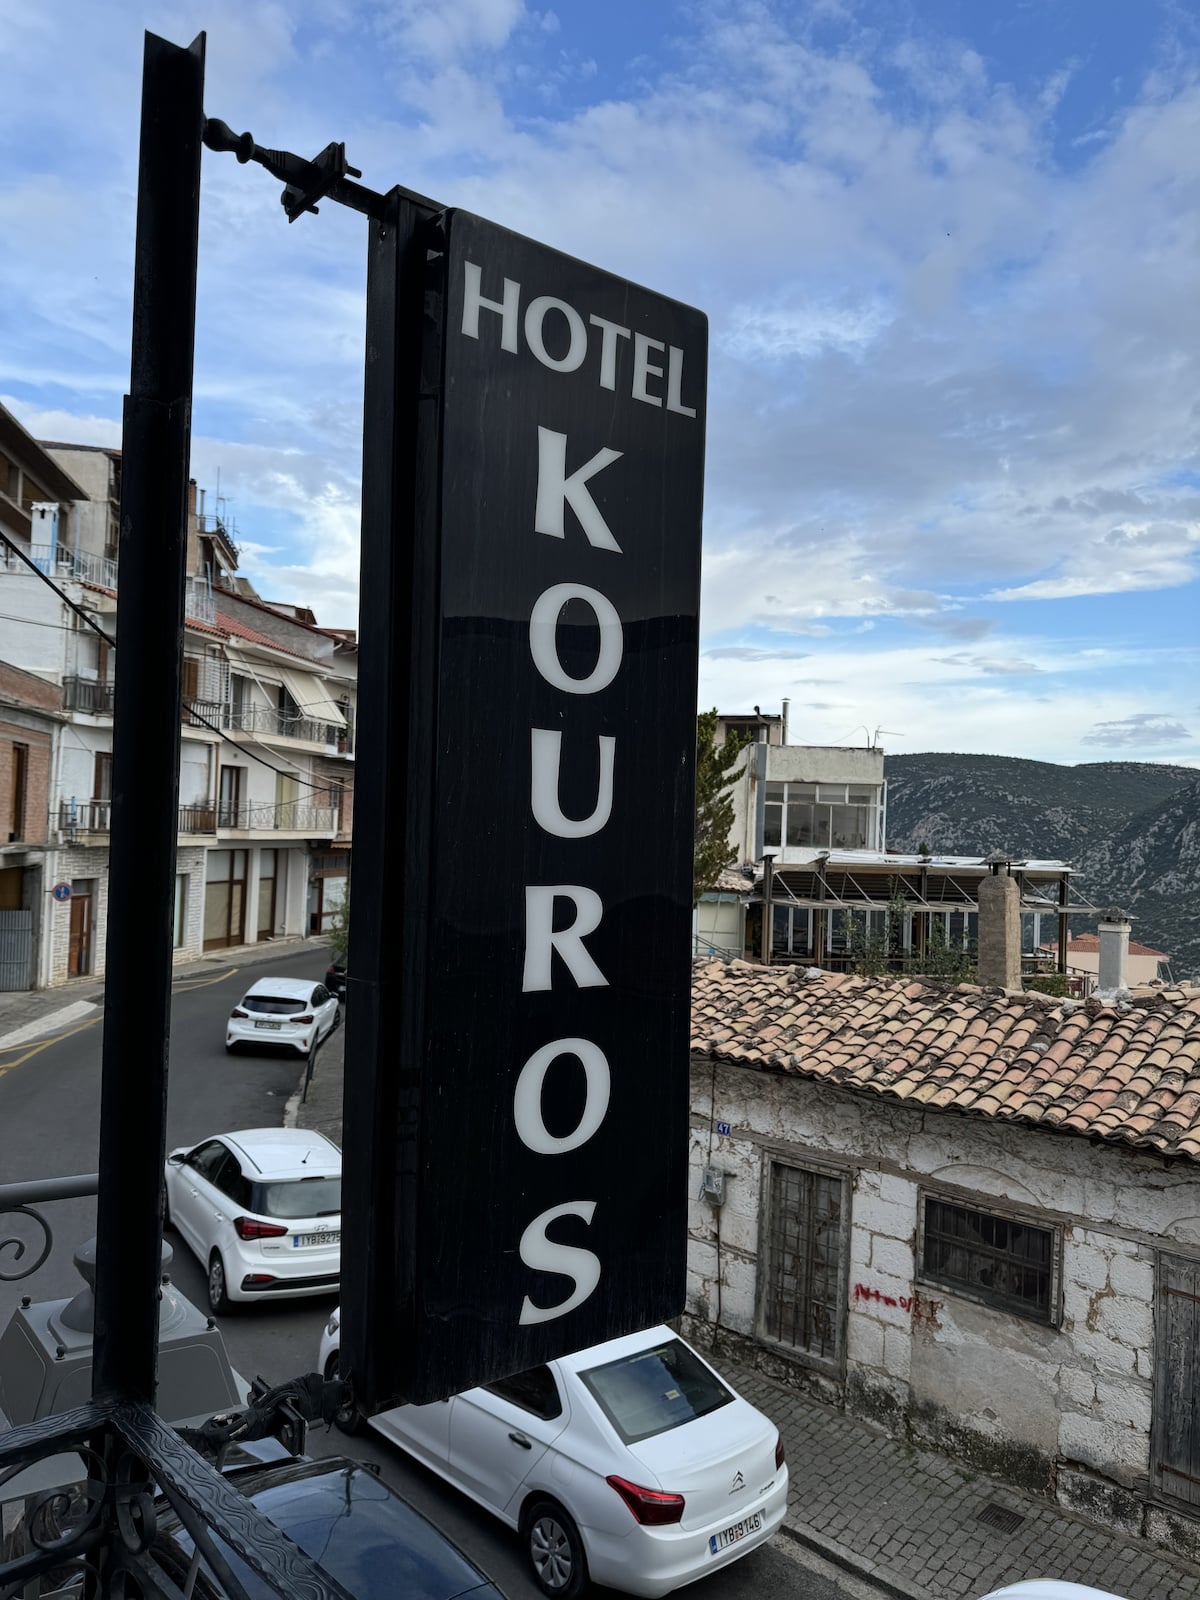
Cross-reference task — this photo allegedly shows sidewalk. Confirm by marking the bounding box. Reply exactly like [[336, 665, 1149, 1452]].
[[292, 1026, 1200, 1600], [0, 936, 327, 1049]]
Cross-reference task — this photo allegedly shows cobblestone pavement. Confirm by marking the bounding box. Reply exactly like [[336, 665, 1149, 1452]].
[[11, 962, 1199, 1600]]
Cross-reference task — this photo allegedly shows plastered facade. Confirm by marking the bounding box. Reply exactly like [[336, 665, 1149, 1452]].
[[687, 1056, 1200, 1554]]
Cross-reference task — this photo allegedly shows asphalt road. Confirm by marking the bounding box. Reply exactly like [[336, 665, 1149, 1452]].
[[0, 950, 879, 1600]]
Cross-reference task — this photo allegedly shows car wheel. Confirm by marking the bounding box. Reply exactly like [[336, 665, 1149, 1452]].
[[207, 1251, 233, 1315], [324, 1351, 363, 1435], [523, 1499, 587, 1599]]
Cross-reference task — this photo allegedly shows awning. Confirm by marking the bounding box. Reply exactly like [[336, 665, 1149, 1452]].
[[277, 666, 347, 727]]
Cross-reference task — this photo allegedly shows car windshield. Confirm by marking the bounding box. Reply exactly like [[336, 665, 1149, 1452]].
[[579, 1338, 734, 1444], [169, 1463, 487, 1600], [252, 1177, 341, 1218], [242, 995, 309, 1015]]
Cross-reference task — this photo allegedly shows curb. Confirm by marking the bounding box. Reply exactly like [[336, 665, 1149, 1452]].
[[778, 1521, 933, 1600]]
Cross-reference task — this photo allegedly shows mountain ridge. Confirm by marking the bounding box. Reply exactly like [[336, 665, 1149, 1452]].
[[884, 753, 1200, 980]]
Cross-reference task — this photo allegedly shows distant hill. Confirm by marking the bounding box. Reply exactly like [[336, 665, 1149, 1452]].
[[884, 754, 1200, 980]]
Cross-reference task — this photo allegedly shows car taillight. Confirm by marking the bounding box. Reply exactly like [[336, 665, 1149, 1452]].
[[230, 1007, 249, 1018], [775, 1434, 786, 1470], [606, 1476, 685, 1526], [294, 1014, 314, 1024], [234, 1217, 288, 1240]]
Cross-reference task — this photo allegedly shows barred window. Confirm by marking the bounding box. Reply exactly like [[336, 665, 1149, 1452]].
[[919, 1195, 1059, 1325], [759, 1161, 848, 1368]]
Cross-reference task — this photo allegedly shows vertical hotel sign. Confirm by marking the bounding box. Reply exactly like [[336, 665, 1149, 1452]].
[[346, 208, 706, 1405]]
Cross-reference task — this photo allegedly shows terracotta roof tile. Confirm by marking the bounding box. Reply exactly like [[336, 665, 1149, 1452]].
[[690, 959, 1200, 1165]]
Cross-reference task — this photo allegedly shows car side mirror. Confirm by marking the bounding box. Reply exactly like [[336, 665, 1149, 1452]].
[[167, 1151, 185, 1165]]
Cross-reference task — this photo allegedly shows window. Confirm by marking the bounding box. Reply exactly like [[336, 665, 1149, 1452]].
[[9, 743, 28, 842], [918, 1194, 1059, 1325], [218, 766, 243, 827], [182, 656, 200, 704], [579, 1339, 732, 1444], [759, 1160, 848, 1368], [484, 1366, 562, 1420], [187, 1140, 230, 1183], [94, 752, 113, 802], [763, 781, 881, 853]]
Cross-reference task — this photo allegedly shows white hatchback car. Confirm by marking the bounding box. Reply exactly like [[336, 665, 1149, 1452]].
[[225, 976, 339, 1057], [318, 1316, 787, 1599], [165, 1128, 341, 1313]]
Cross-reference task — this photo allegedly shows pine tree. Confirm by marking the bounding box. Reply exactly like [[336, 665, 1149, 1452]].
[[694, 710, 747, 903]]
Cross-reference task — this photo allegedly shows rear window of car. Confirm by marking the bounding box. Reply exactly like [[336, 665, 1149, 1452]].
[[251, 1177, 341, 1219], [242, 995, 308, 1015], [579, 1339, 734, 1444]]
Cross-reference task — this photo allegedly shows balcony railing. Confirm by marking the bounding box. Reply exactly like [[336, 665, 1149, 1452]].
[[179, 804, 217, 833], [56, 798, 111, 833], [62, 675, 115, 715], [217, 802, 338, 833], [225, 704, 342, 745], [1, 542, 120, 589]]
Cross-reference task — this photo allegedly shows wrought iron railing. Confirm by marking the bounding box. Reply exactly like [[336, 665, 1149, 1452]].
[[56, 799, 112, 834], [216, 804, 338, 833], [178, 805, 217, 834], [63, 676, 116, 716], [223, 706, 340, 746]]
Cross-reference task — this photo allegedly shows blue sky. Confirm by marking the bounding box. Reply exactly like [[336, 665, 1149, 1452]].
[[3, 0, 1200, 765]]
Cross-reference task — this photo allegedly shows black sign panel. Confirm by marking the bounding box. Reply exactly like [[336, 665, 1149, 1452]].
[[344, 207, 706, 1405]]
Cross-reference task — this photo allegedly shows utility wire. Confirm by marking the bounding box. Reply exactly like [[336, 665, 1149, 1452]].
[[0, 530, 353, 800]]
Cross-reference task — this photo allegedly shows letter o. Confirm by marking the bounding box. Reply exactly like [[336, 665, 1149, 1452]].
[[514, 1038, 611, 1154], [529, 583, 623, 695], [524, 296, 588, 372]]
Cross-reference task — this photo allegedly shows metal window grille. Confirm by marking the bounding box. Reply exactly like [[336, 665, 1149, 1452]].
[[920, 1195, 1057, 1324], [761, 1161, 846, 1364]]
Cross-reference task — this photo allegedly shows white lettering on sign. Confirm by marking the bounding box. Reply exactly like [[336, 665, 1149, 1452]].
[[518, 1201, 601, 1325], [522, 886, 608, 992], [461, 260, 700, 417], [530, 729, 615, 839], [528, 582, 623, 695], [534, 427, 623, 551], [514, 1038, 611, 1154]]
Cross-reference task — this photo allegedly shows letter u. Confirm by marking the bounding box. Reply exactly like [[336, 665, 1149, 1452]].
[[530, 729, 615, 839]]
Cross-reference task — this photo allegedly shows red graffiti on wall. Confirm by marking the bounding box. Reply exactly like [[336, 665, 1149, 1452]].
[[853, 1281, 913, 1313]]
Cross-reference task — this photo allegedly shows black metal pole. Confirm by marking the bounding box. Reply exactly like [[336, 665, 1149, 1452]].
[[92, 30, 205, 1405], [340, 187, 438, 1418]]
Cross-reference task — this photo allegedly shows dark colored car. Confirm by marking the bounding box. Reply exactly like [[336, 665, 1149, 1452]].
[[161, 1455, 506, 1600], [325, 961, 347, 1001]]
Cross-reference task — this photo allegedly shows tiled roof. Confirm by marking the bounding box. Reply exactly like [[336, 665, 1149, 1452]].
[[691, 960, 1200, 1163], [1063, 934, 1168, 960], [215, 608, 313, 660]]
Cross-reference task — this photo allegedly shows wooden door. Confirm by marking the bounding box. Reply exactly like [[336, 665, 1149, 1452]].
[[1153, 1252, 1200, 1507], [68, 885, 93, 977]]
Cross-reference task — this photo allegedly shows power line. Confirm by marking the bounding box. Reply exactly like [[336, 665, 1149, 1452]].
[[0, 530, 353, 799]]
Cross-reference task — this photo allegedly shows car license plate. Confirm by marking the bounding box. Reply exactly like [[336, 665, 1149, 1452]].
[[709, 1514, 762, 1555], [254, 1019, 282, 1030], [293, 1232, 340, 1248]]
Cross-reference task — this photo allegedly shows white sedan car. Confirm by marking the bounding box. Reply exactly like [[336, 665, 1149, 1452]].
[[165, 1128, 341, 1313], [319, 1316, 787, 1598], [225, 975, 340, 1057]]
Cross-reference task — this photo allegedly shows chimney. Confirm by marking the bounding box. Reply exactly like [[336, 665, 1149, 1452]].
[[977, 852, 1020, 989], [781, 698, 790, 746], [1097, 909, 1132, 993]]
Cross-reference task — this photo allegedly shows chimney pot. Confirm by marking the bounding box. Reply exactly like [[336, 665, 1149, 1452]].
[[1097, 912, 1133, 993], [977, 872, 1021, 988]]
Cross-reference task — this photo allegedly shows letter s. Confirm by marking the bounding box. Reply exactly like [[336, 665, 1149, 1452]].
[[518, 1201, 601, 1325]]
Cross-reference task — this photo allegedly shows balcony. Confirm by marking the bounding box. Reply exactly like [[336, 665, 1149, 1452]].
[[178, 804, 217, 834], [223, 704, 343, 747], [217, 802, 338, 834], [62, 675, 115, 715], [56, 798, 111, 835], [0, 545, 215, 622]]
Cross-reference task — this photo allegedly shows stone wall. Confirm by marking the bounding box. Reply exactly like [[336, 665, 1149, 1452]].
[[687, 1056, 1200, 1549]]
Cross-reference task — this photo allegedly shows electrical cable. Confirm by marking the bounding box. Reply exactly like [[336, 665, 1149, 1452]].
[[0, 528, 354, 801]]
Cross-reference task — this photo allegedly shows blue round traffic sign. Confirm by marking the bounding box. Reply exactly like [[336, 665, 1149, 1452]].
[[52, 882, 72, 903]]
